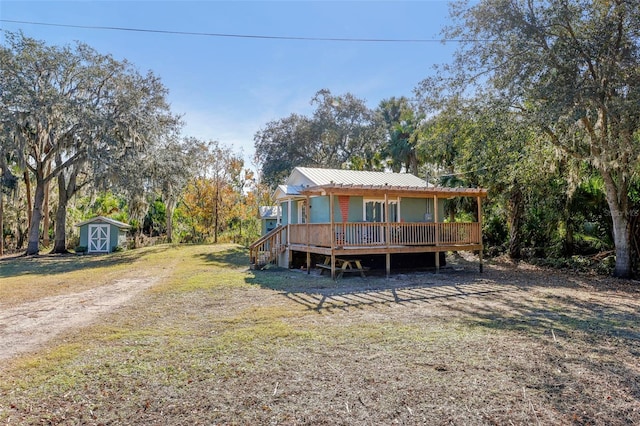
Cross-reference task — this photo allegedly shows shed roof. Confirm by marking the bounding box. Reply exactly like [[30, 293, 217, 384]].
[[259, 206, 281, 219], [75, 216, 131, 229]]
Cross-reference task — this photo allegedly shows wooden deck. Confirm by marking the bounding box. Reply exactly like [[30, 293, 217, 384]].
[[288, 222, 481, 248], [250, 222, 483, 278]]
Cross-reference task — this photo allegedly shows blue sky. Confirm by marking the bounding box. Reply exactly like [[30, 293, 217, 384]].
[[1, 1, 459, 167]]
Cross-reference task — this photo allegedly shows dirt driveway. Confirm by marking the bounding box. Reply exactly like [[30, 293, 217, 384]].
[[0, 275, 161, 361]]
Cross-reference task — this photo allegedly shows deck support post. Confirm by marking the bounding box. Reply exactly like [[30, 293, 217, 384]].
[[434, 195, 440, 273], [385, 192, 390, 278], [331, 253, 336, 280], [330, 192, 336, 280], [386, 253, 391, 278], [477, 195, 483, 273], [306, 195, 310, 274]]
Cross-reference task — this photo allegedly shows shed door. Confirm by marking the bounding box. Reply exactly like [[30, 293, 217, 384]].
[[88, 224, 110, 253]]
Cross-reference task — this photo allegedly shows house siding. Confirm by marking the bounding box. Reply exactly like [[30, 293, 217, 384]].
[[79, 226, 89, 247], [307, 195, 365, 223], [261, 219, 278, 235], [281, 201, 290, 225], [108, 227, 119, 250], [348, 196, 363, 222], [282, 196, 447, 225], [401, 198, 431, 222], [310, 196, 329, 223]]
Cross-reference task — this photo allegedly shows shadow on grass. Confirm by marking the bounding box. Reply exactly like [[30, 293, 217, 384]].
[[246, 266, 522, 313], [0, 245, 172, 278], [195, 245, 249, 269], [452, 289, 640, 348], [439, 276, 640, 416]]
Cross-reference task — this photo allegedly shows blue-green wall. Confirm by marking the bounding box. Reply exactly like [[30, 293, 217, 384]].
[[79, 226, 88, 247], [310, 196, 329, 223], [79, 222, 127, 252], [281, 196, 447, 224], [401, 198, 429, 222], [307, 196, 364, 223], [347, 196, 364, 222], [261, 218, 278, 235], [281, 201, 289, 225]]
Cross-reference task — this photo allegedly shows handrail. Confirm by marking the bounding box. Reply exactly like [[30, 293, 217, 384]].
[[249, 225, 287, 268], [249, 225, 283, 251], [287, 222, 481, 247]]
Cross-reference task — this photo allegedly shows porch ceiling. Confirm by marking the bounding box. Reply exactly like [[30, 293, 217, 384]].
[[298, 183, 488, 198]]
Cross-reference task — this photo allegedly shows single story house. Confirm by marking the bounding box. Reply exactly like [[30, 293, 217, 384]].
[[76, 216, 131, 253], [250, 167, 487, 278]]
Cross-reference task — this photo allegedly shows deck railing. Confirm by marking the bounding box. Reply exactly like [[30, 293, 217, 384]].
[[249, 225, 287, 267], [288, 222, 481, 247]]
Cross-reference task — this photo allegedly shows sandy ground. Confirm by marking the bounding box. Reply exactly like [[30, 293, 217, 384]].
[[0, 276, 160, 361]]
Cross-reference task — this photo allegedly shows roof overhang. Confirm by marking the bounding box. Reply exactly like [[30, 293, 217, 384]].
[[274, 184, 306, 201], [259, 206, 281, 219], [75, 216, 132, 229], [299, 183, 488, 198]]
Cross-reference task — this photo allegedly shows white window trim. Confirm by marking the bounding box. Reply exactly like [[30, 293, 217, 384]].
[[363, 198, 400, 222], [297, 200, 307, 224]]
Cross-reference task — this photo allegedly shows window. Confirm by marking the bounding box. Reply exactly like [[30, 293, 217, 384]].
[[298, 201, 307, 224], [364, 199, 399, 222]]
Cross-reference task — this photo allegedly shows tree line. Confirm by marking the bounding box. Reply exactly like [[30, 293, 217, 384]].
[[254, 0, 640, 278], [0, 31, 265, 256]]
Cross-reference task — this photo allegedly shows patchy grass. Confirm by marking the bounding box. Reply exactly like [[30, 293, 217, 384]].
[[0, 245, 175, 307], [1, 245, 639, 425]]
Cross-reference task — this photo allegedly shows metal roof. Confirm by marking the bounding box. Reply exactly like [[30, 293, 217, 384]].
[[274, 184, 305, 198], [289, 167, 431, 188], [259, 206, 281, 219], [299, 183, 488, 198], [75, 216, 131, 229]]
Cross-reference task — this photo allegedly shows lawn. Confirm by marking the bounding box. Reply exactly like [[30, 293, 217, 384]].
[[0, 244, 639, 425]]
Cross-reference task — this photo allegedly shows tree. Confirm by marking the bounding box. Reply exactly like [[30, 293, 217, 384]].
[[435, 0, 640, 277], [0, 31, 178, 254], [377, 97, 423, 174], [0, 156, 19, 255], [180, 140, 243, 243], [147, 136, 197, 243], [310, 89, 383, 169], [254, 89, 383, 188], [254, 114, 318, 189]]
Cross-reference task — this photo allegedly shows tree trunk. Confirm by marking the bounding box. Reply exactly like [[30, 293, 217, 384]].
[[24, 171, 32, 229], [42, 178, 50, 247], [52, 173, 72, 253], [16, 226, 26, 250], [214, 182, 219, 244], [507, 183, 524, 259], [562, 196, 574, 257], [26, 169, 45, 255], [602, 170, 632, 278], [165, 203, 174, 244], [53, 198, 68, 253]]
